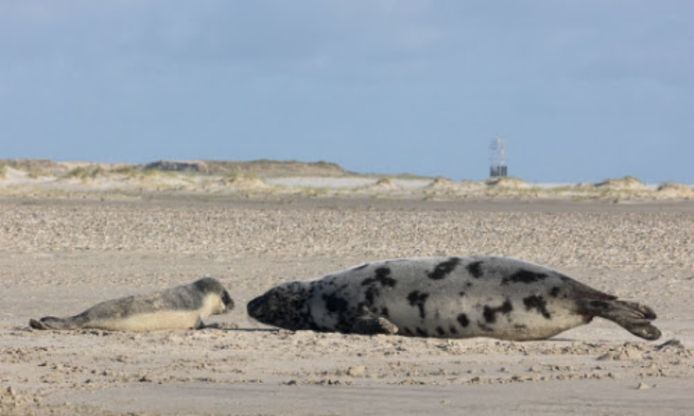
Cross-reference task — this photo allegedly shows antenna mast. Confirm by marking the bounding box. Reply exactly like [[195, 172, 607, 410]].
[[489, 138, 508, 178]]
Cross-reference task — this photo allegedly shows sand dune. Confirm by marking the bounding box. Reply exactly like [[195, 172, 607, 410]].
[[1, 159, 693, 201], [595, 176, 650, 191]]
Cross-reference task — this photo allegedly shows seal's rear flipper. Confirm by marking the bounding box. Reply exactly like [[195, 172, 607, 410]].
[[350, 315, 399, 335], [28, 316, 73, 330], [29, 318, 48, 330], [578, 299, 662, 340]]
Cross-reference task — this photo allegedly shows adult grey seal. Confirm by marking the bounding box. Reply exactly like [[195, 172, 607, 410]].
[[29, 277, 234, 331], [247, 256, 661, 341]]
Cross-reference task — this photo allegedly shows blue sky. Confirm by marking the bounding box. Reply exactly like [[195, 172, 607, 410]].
[[1, 1, 692, 182]]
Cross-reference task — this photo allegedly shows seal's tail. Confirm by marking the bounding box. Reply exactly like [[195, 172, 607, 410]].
[[578, 299, 661, 340], [29, 316, 80, 330]]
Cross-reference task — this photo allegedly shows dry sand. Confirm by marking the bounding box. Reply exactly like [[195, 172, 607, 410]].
[[1, 195, 693, 415]]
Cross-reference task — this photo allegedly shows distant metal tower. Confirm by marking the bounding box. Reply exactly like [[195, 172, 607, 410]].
[[489, 138, 508, 178]]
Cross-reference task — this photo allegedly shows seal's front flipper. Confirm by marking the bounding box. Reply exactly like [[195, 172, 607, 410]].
[[350, 315, 399, 335], [192, 318, 208, 330], [578, 299, 661, 340]]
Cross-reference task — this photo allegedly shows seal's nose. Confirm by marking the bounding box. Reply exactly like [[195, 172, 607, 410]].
[[246, 294, 266, 317], [222, 291, 235, 311]]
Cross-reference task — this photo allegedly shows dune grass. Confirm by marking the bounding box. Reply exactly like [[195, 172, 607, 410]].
[[65, 165, 106, 180]]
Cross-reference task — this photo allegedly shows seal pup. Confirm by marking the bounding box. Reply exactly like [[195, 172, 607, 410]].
[[247, 256, 660, 341], [30, 277, 234, 331]]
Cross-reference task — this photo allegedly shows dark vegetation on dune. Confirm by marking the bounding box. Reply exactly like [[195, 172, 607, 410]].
[[0, 159, 353, 179]]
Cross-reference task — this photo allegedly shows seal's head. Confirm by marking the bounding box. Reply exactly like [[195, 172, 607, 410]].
[[247, 281, 313, 330], [193, 277, 235, 314]]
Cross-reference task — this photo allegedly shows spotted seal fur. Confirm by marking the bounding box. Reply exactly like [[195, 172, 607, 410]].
[[247, 257, 660, 341], [30, 277, 234, 331]]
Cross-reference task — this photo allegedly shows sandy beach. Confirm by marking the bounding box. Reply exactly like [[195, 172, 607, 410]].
[[1, 195, 693, 415]]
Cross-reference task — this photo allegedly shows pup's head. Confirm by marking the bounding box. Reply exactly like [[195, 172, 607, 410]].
[[193, 277, 235, 314]]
